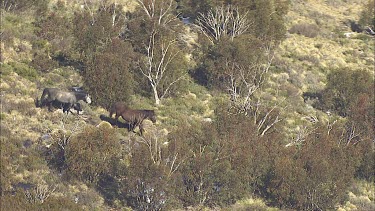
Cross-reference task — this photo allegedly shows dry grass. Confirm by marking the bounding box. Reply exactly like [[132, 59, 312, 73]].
[[223, 197, 279, 211], [1, 0, 373, 210], [56, 0, 139, 13], [287, 0, 366, 29], [337, 180, 375, 211], [270, 0, 373, 134]]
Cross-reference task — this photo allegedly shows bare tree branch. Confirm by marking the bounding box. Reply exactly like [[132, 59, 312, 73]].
[[136, 0, 177, 26], [285, 126, 319, 147], [140, 29, 185, 105], [227, 44, 275, 114], [25, 183, 57, 204], [338, 123, 362, 146], [195, 5, 251, 44]]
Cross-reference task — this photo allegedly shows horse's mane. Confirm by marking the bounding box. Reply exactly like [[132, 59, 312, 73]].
[[142, 110, 155, 116], [74, 91, 87, 97]]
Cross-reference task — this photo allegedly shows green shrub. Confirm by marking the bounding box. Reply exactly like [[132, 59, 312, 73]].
[[353, 139, 375, 181], [321, 68, 374, 117], [65, 125, 121, 184], [0, 64, 13, 75], [359, 0, 375, 30], [8, 62, 39, 81], [1, 0, 48, 13], [30, 53, 58, 72], [267, 125, 358, 210], [1, 13, 23, 46], [124, 145, 173, 210], [0, 190, 84, 211], [166, 107, 285, 208]]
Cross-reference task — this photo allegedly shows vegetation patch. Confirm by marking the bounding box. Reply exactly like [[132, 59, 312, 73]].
[[1, 0, 374, 210]]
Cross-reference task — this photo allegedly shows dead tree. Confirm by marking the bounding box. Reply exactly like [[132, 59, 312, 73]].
[[195, 5, 251, 43], [136, 0, 176, 26], [140, 31, 185, 105], [136, 0, 185, 105], [225, 45, 283, 136]]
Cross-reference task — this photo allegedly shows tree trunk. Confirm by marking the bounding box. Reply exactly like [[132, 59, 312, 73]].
[[152, 85, 160, 105]]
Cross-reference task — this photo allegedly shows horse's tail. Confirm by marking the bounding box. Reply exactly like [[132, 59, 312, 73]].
[[109, 104, 115, 118], [39, 88, 50, 107], [35, 97, 41, 107]]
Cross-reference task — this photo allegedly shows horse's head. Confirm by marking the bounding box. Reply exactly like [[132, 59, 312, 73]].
[[147, 110, 157, 123], [85, 94, 92, 104]]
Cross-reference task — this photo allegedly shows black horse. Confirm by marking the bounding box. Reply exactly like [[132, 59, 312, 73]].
[[109, 102, 156, 135], [62, 102, 83, 114], [43, 100, 83, 114], [39, 88, 91, 114]]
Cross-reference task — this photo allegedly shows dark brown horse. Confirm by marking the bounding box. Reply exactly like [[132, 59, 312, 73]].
[[109, 102, 156, 135]]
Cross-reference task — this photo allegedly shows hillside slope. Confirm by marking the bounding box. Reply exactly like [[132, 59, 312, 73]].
[[268, 0, 374, 141], [1, 0, 374, 210]]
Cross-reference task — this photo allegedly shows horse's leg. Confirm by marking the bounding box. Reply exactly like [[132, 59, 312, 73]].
[[128, 123, 133, 132], [128, 118, 136, 133], [48, 101, 54, 112], [109, 109, 114, 118], [63, 103, 72, 115], [139, 122, 144, 136], [131, 122, 138, 133]]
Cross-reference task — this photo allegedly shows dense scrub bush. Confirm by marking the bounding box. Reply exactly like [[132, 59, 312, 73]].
[[124, 1, 190, 104], [267, 125, 358, 210], [165, 107, 285, 208], [34, 2, 73, 56], [177, 0, 288, 41], [160, 106, 370, 210], [72, 4, 125, 61], [65, 125, 122, 184], [1, 0, 48, 13], [0, 13, 22, 46], [30, 53, 59, 73], [72, 4, 137, 108], [321, 68, 374, 117], [191, 0, 288, 90], [31, 2, 73, 72], [289, 23, 320, 38], [308, 67, 374, 176], [171, 124, 243, 207], [84, 38, 136, 109], [359, 0, 375, 30], [118, 104, 371, 210], [124, 144, 174, 210], [353, 139, 374, 181], [194, 35, 263, 89]]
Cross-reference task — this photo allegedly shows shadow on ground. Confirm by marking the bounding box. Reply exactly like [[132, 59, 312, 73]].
[[99, 114, 131, 130]]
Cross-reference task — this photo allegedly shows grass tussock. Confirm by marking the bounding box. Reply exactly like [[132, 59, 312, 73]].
[[224, 197, 280, 211], [337, 180, 375, 211]]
